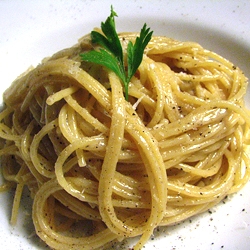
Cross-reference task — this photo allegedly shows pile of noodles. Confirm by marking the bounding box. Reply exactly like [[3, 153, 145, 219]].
[[0, 33, 250, 250]]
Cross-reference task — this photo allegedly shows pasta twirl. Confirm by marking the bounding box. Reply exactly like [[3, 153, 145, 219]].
[[0, 33, 250, 250]]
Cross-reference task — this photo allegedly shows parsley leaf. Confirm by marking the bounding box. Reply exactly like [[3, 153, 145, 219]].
[[127, 23, 153, 83], [80, 6, 153, 101]]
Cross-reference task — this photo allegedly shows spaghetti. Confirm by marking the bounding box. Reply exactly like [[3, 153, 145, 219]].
[[0, 33, 249, 250]]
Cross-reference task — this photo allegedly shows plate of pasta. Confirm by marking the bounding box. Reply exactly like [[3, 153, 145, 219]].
[[0, 0, 250, 250]]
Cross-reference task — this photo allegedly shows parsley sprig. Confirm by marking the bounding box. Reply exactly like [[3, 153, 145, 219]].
[[80, 6, 153, 100]]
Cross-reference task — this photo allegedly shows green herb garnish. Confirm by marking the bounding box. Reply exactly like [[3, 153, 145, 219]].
[[80, 6, 153, 101]]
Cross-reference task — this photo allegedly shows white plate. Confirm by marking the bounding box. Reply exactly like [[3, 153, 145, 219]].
[[0, 0, 250, 249]]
